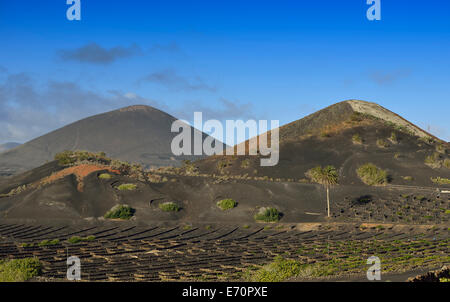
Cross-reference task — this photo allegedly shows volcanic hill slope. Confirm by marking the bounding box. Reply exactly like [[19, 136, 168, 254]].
[[0, 142, 21, 153], [0, 100, 448, 226], [0, 105, 212, 177], [196, 100, 449, 187], [0, 100, 448, 283]]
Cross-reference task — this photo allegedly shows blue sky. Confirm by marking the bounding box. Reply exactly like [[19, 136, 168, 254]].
[[0, 0, 449, 144]]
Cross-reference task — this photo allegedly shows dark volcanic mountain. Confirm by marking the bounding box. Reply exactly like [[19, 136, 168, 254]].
[[0, 100, 448, 225], [196, 100, 450, 187], [0, 142, 21, 153], [0, 105, 210, 176]]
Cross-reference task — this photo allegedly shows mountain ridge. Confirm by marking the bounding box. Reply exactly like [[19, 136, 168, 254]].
[[0, 104, 210, 176]]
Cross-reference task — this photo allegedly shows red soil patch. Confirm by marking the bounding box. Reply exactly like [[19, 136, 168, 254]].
[[40, 164, 120, 192]]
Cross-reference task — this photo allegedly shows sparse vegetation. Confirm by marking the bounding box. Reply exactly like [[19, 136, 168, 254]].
[[240, 159, 250, 169], [147, 174, 168, 183], [159, 202, 181, 212], [431, 177, 450, 185], [0, 258, 41, 282], [444, 159, 450, 169], [254, 207, 280, 222], [38, 239, 60, 247], [415, 195, 426, 201], [320, 130, 331, 138], [182, 160, 198, 175], [98, 173, 112, 179], [116, 183, 137, 191], [352, 134, 362, 144], [357, 163, 388, 186], [217, 159, 231, 173], [55, 150, 108, 166], [376, 139, 389, 148], [419, 136, 434, 145], [425, 152, 443, 169], [104, 204, 135, 220], [217, 199, 237, 211], [402, 176, 414, 181], [350, 112, 364, 123], [245, 256, 300, 282], [67, 235, 96, 244], [436, 144, 447, 154], [20, 243, 35, 248], [389, 132, 398, 144]]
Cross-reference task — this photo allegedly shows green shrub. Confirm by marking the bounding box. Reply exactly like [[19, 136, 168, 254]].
[[54, 150, 110, 166], [352, 134, 362, 144], [246, 256, 300, 282], [431, 177, 450, 185], [350, 112, 364, 122], [67, 235, 96, 244], [159, 202, 181, 212], [38, 239, 60, 247], [356, 163, 388, 186], [0, 258, 41, 282], [182, 160, 198, 175], [254, 207, 280, 222], [389, 132, 398, 144], [245, 256, 345, 282], [436, 144, 446, 154], [117, 183, 137, 191], [320, 131, 331, 138], [419, 136, 434, 145], [104, 204, 135, 220], [98, 173, 112, 180], [217, 159, 231, 173], [67, 236, 82, 244], [20, 243, 35, 248], [376, 139, 389, 148], [425, 152, 442, 169], [445, 210, 450, 215], [444, 159, 450, 169], [240, 159, 250, 168], [217, 199, 237, 211], [54, 150, 76, 166]]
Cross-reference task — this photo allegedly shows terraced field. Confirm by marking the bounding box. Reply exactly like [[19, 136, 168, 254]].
[[332, 190, 449, 224], [0, 223, 448, 281]]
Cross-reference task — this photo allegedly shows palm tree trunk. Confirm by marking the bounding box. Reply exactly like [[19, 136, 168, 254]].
[[326, 186, 330, 218]]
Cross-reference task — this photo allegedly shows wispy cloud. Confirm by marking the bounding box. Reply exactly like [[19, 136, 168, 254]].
[[58, 43, 143, 64], [0, 72, 162, 143], [0, 71, 258, 144], [173, 98, 255, 121], [368, 69, 412, 86], [138, 69, 217, 92]]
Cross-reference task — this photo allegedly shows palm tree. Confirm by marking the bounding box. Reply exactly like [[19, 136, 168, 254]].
[[307, 165, 339, 218]]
